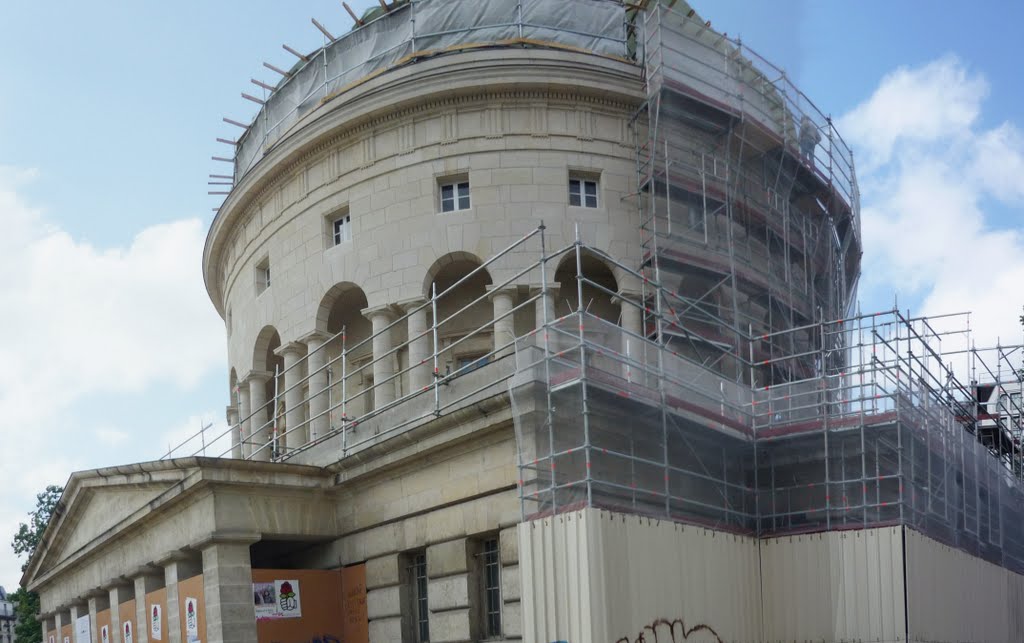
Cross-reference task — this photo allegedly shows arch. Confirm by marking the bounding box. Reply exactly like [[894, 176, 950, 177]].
[[422, 251, 491, 300], [252, 325, 283, 374], [425, 253, 495, 374], [316, 283, 373, 418], [315, 281, 365, 334], [554, 249, 619, 323]]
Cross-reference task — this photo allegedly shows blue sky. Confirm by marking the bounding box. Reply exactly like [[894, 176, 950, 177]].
[[1, 1, 1023, 590]]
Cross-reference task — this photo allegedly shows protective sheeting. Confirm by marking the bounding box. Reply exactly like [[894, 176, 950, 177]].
[[518, 508, 761, 643], [905, 527, 1024, 643], [235, 0, 628, 179], [643, 2, 857, 208], [760, 527, 906, 642], [511, 312, 757, 534]]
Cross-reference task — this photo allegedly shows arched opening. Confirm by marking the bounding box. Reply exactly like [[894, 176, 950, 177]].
[[249, 326, 283, 457], [555, 250, 619, 324], [425, 253, 493, 377], [318, 283, 372, 422]]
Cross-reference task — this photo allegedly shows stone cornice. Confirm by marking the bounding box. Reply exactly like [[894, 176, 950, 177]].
[[203, 47, 643, 316]]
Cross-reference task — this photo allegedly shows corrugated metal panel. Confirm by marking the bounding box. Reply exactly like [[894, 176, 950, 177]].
[[760, 526, 906, 642], [905, 527, 1024, 643], [519, 508, 762, 643]]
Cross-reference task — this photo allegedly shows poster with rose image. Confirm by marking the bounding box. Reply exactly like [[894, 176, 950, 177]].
[[252, 579, 302, 619]]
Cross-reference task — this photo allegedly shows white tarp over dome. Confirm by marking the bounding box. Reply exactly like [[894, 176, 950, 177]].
[[233, 0, 629, 180]]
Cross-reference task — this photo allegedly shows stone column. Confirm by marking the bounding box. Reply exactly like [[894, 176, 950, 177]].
[[275, 342, 307, 452], [301, 331, 330, 444], [615, 290, 644, 383], [364, 306, 396, 410], [488, 286, 516, 358], [132, 566, 163, 643], [225, 406, 240, 459], [87, 591, 108, 643], [236, 386, 251, 459], [245, 371, 272, 461], [54, 611, 65, 643], [107, 581, 134, 643], [532, 284, 559, 347], [198, 536, 259, 643], [159, 553, 204, 643], [398, 299, 430, 393], [41, 614, 54, 643]]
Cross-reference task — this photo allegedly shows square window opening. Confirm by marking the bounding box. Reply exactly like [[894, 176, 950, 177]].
[[439, 175, 471, 213], [569, 173, 599, 208]]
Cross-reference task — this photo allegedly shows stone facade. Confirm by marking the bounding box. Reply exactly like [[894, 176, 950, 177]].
[[25, 31, 649, 643]]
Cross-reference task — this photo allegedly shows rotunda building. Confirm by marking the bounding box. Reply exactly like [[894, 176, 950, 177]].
[[29, 3, 1024, 643]]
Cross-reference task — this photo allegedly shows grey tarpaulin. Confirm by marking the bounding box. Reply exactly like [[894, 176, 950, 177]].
[[234, 0, 628, 179]]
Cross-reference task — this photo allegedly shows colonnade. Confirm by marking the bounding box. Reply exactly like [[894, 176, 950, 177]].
[[41, 538, 257, 643], [226, 283, 643, 461]]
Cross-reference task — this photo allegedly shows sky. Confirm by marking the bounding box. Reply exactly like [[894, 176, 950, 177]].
[[1, 0, 1023, 590]]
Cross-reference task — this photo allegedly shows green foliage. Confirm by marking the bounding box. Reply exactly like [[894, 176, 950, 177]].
[[11, 485, 63, 573], [8, 484, 63, 643], [10, 586, 41, 643]]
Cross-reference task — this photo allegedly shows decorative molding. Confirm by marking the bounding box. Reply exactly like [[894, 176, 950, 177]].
[[213, 91, 638, 300], [441, 110, 458, 145], [398, 121, 416, 154]]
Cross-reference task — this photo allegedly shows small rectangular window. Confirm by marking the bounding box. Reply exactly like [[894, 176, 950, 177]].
[[569, 176, 598, 208], [440, 180, 470, 212], [333, 214, 352, 245], [412, 552, 429, 642], [482, 538, 501, 637], [255, 258, 271, 295]]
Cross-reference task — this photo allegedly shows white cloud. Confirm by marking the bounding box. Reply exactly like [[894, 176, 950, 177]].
[[840, 55, 1024, 356], [0, 167, 226, 589], [839, 55, 988, 170]]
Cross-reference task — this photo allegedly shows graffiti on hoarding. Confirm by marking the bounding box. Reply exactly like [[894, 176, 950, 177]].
[[614, 617, 724, 643]]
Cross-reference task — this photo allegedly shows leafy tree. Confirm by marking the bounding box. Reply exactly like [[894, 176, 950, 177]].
[[9, 484, 63, 643], [11, 485, 62, 571], [10, 586, 41, 643]]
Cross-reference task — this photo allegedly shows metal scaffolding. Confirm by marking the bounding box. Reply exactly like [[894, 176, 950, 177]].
[[171, 0, 1024, 582]]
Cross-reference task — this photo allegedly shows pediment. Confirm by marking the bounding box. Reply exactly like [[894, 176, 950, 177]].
[[32, 470, 191, 580]]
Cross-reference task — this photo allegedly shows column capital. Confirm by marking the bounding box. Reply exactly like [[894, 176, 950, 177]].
[[154, 549, 194, 567], [395, 296, 428, 312], [273, 341, 307, 358], [298, 329, 331, 345], [100, 576, 134, 591], [129, 564, 163, 580], [362, 303, 396, 321], [486, 284, 518, 301], [82, 588, 107, 600], [241, 369, 273, 384], [190, 530, 261, 550], [528, 282, 560, 295]]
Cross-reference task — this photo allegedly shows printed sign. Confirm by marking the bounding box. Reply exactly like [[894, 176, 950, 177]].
[[151, 604, 163, 640], [63, 638, 70, 643], [100, 625, 109, 643], [253, 579, 302, 619], [185, 596, 199, 641], [75, 614, 92, 643], [48, 636, 54, 643], [124, 620, 134, 643]]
